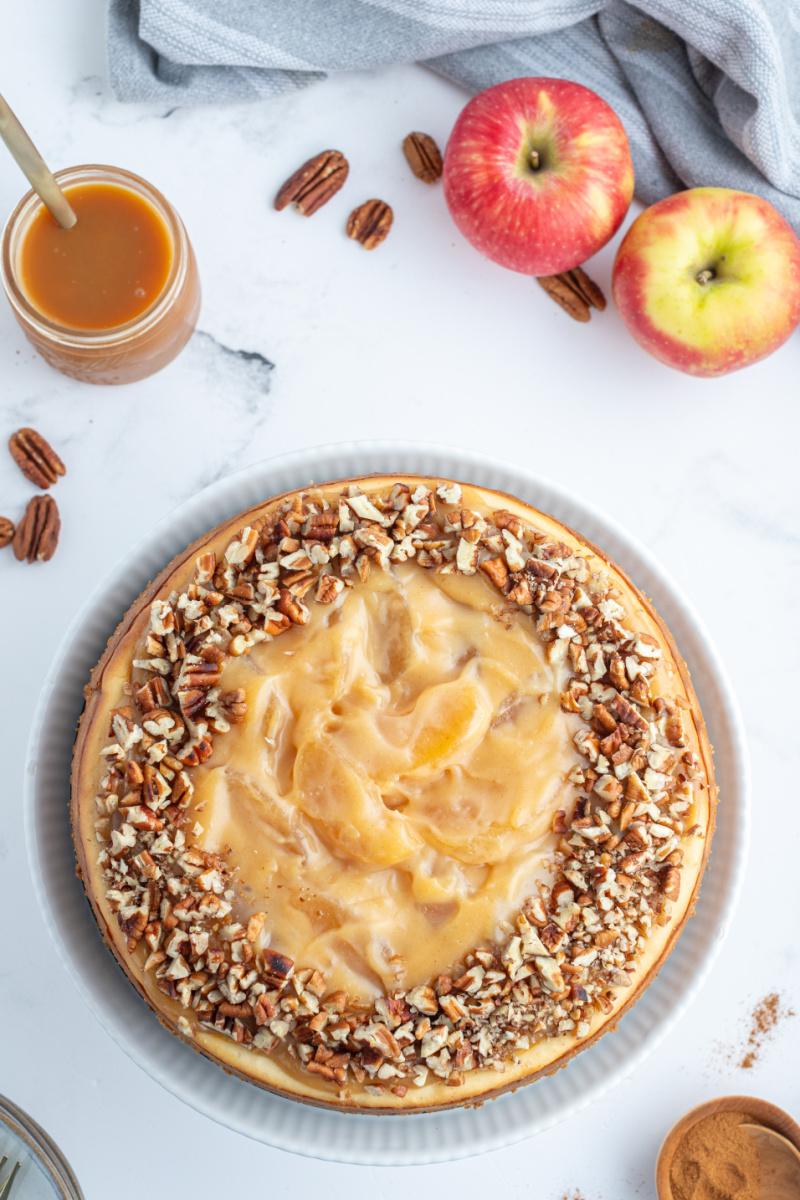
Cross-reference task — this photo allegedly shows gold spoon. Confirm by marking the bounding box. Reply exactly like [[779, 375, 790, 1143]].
[[0, 91, 76, 229], [742, 1124, 800, 1200]]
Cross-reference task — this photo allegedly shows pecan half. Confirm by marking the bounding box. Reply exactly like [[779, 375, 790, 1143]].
[[402, 132, 443, 184], [567, 266, 607, 312], [346, 200, 393, 250], [274, 150, 349, 216], [12, 494, 60, 562], [219, 688, 248, 723], [536, 267, 606, 322], [536, 275, 590, 322], [0, 517, 14, 548], [9, 427, 66, 488]]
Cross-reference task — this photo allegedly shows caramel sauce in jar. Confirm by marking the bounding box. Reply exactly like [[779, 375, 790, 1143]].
[[1, 165, 201, 384]]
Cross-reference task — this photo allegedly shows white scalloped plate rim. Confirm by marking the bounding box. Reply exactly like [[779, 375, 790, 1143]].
[[25, 439, 749, 1165]]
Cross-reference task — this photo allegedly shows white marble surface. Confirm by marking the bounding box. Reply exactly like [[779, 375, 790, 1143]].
[[2, 2, 799, 1196]]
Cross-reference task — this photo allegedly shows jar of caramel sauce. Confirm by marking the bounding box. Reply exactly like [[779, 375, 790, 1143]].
[[1, 165, 201, 384]]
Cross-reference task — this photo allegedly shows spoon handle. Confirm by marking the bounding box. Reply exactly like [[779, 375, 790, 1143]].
[[0, 92, 76, 229]]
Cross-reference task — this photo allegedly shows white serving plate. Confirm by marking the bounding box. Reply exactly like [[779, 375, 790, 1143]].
[[25, 440, 749, 1165]]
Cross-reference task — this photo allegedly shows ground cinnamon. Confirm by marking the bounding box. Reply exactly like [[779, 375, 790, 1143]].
[[740, 992, 793, 1068], [670, 1111, 759, 1200]]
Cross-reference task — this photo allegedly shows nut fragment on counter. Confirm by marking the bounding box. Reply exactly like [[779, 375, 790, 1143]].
[[274, 150, 349, 216], [0, 516, 15, 548], [9, 427, 66, 488], [537, 268, 606, 322], [402, 132, 443, 183], [12, 494, 60, 562], [347, 200, 393, 249]]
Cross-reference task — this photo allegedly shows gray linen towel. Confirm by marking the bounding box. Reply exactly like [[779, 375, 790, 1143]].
[[108, 0, 800, 231]]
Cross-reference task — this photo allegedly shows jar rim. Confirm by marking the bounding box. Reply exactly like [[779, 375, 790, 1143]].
[[0, 164, 190, 348]]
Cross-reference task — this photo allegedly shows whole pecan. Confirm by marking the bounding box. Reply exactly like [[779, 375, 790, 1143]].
[[274, 150, 349, 216], [9, 427, 66, 488], [567, 266, 607, 312], [536, 267, 606, 322], [346, 199, 393, 250], [402, 132, 443, 184], [12, 494, 60, 563], [0, 517, 14, 548]]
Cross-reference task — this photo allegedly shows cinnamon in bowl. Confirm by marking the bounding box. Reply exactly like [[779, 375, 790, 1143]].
[[656, 1096, 800, 1200]]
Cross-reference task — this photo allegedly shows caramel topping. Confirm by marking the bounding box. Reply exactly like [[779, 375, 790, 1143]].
[[190, 563, 577, 999]]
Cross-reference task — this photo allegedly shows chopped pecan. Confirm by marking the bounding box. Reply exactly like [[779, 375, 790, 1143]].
[[608, 653, 628, 691], [662, 867, 681, 902], [177, 687, 206, 720], [493, 509, 522, 537], [274, 150, 349, 216], [625, 771, 649, 804], [0, 517, 14, 548], [479, 556, 509, 591], [142, 707, 184, 744], [306, 1059, 336, 1081], [120, 909, 148, 953], [593, 703, 618, 734], [12, 494, 60, 563], [9, 427, 66, 488], [346, 199, 393, 250], [253, 994, 276, 1026], [526, 557, 558, 581], [506, 575, 533, 605], [246, 912, 266, 943], [195, 551, 216, 582], [277, 588, 309, 625], [610, 693, 648, 731], [262, 950, 294, 979], [665, 711, 686, 747], [402, 132, 443, 184], [306, 511, 338, 541], [540, 923, 567, 953], [134, 676, 171, 713], [315, 574, 344, 604], [178, 735, 213, 766], [219, 688, 248, 723], [217, 1001, 254, 1020]]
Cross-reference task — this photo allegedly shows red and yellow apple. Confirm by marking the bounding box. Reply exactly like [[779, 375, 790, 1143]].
[[442, 77, 634, 277], [612, 187, 800, 377]]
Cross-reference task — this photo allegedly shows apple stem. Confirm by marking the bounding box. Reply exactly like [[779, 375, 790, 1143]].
[[696, 268, 715, 285], [529, 149, 540, 170]]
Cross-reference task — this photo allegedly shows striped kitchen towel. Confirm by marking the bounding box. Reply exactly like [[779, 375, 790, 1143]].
[[108, 0, 800, 228]]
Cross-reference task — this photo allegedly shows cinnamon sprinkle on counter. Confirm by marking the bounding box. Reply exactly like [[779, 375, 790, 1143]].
[[740, 992, 794, 1069]]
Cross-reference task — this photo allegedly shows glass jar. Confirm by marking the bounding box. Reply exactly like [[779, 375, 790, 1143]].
[[1, 164, 201, 385], [0, 1091, 84, 1198]]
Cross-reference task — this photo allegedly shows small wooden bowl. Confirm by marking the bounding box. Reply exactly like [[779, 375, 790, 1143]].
[[656, 1096, 800, 1199]]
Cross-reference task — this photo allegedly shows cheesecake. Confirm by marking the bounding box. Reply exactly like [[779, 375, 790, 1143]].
[[71, 475, 715, 1111]]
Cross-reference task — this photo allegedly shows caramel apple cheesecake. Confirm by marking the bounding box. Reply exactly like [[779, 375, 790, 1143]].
[[72, 475, 715, 1111]]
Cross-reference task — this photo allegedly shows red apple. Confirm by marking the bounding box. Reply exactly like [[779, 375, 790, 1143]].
[[612, 188, 800, 377], [442, 77, 634, 277]]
